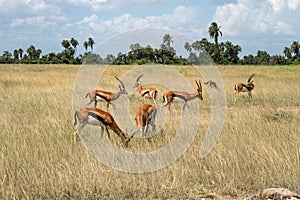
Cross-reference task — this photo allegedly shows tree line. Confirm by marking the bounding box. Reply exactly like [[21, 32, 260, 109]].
[[1, 22, 300, 65]]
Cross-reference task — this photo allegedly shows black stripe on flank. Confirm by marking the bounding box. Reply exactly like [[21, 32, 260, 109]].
[[142, 91, 150, 97], [174, 94, 186, 100], [88, 112, 106, 124], [96, 93, 109, 101]]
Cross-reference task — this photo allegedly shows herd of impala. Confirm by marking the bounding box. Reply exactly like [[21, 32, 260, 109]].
[[73, 73, 255, 147]]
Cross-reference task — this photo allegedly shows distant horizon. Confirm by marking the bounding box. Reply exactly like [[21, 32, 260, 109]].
[[1, 0, 300, 58]]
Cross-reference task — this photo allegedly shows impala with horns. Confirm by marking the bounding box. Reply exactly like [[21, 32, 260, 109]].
[[73, 107, 135, 147], [163, 80, 203, 110], [134, 74, 158, 104], [233, 74, 255, 99], [134, 104, 157, 137], [204, 80, 218, 89], [85, 76, 127, 110]]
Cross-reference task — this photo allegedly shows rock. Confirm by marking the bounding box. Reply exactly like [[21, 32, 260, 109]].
[[262, 188, 300, 200]]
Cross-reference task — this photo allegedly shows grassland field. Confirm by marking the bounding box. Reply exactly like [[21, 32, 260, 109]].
[[0, 64, 299, 199]]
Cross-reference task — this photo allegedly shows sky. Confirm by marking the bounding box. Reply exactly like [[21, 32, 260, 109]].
[[1, 0, 300, 58]]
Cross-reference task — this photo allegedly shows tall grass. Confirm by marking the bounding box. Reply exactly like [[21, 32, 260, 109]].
[[0, 64, 299, 199]]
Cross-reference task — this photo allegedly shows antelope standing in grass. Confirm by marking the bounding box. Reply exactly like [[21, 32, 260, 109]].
[[163, 80, 203, 111], [73, 107, 135, 147], [204, 80, 218, 89], [134, 74, 158, 104], [233, 74, 255, 99], [134, 104, 157, 137], [85, 76, 127, 110]]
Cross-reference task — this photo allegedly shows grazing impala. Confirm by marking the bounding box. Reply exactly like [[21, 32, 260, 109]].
[[85, 76, 127, 110], [73, 107, 135, 147], [163, 80, 203, 111], [134, 74, 158, 104], [204, 80, 218, 89], [134, 104, 157, 137], [233, 74, 255, 99]]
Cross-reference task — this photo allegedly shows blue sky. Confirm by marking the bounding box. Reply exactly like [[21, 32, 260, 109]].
[[1, 0, 300, 58]]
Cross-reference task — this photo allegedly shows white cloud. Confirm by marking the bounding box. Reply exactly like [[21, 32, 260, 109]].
[[70, 6, 200, 34], [213, 0, 299, 37]]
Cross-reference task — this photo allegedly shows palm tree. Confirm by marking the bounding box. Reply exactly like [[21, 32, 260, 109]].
[[184, 42, 192, 52], [61, 40, 70, 50], [83, 41, 88, 52], [209, 22, 222, 45], [27, 45, 36, 59], [291, 41, 299, 57], [283, 47, 292, 59], [2, 51, 12, 62], [88, 37, 95, 51], [70, 37, 79, 52], [18, 48, 23, 59], [162, 33, 173, 48], [13, 49, 19, 60]]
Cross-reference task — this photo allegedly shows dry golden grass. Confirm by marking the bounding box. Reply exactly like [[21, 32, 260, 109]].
[[0, 64, 299, 199]]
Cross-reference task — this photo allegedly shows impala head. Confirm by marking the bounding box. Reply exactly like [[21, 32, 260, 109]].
[[133, 74, 143, 88], [123, 131, 137, 147], [195, 80, 203, 100], [115, 76, 127, 94]]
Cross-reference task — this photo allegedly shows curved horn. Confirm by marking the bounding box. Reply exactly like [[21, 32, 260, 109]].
[[198, 80, 202, 91], [247, 74, 255, 83], [195, 80, 201, 90], [115, 76, 125, 89], [136, 74, 143, 82]]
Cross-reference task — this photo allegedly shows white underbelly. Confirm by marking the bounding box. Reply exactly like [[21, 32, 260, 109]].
[[241, 86, 249, 92], [96, 96, 106, 101], [88, 115, 104, 126], [173, 96, 185, 103]]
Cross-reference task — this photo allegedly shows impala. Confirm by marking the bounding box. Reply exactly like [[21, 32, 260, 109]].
[[233, 74, 255, 99], [134, 104, 157, 137], [85, 76, 127, 110], [134, 74, 158, 104], [204, 80, 218, 89], [73, 107, 135, 147], [163, 80, 203, 110]]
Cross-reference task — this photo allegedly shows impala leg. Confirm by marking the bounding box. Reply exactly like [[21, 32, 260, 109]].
[[106, 102, 109, 111], [85, 100, 93, 107], [182, 102, 187, 111], [105, 126, 111, 141], [74, 122, 87, 143], [152, 97, 157, 105], [100, 126, 104, 138], [94, 100, 98, 107], [248, 91, 252, 98]]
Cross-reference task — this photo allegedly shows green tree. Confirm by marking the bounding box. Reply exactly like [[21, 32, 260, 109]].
[[283, 47, 292, 59], [209, 22, 222, 45], [88, 37, 95, 51], [61, 40, 70, 50], [27, 45, 36, 59], [70, 37, 79, 52], [162, 33, 173, 48], [13, 49, 19, 60], [18, 48, 23, 59], [83, 41, 88, 52], [2, 51, 12, 63], [291, 41, 299, 57]]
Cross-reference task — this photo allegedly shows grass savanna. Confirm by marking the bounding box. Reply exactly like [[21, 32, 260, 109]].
[[0, 64, 299, 199]]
